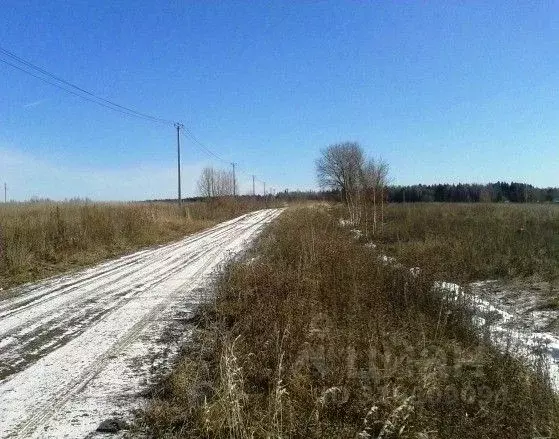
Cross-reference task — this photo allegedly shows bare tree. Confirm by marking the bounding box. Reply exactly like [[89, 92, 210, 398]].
[[215, 169, 236, 196], [377, 160, 389, 226], [197, 167, 238, 198], [197, 167, 216, 198], [316, 142, 389, 229], [362, 159, 389, 235], [316, 142, 365, 223]]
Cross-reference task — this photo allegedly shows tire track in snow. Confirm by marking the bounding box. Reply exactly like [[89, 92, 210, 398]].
[[0, 211, 264, 364], [0, 211, 254, 321], [0, 208, 282, 438]]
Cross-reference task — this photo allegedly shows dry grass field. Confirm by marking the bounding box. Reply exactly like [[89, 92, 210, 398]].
[[0, 198, 270, 290], [141, 204, 559, 438], [373, 203, 559, 283]]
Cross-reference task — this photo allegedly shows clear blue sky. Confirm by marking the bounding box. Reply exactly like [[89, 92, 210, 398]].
[[1, 1, 558, 200]]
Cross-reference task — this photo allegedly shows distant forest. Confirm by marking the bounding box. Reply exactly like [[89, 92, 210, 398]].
[[275, 182, 559, 203], [386, 182, 559, 203]]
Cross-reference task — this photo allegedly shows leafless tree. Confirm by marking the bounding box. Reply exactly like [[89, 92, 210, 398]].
[[197, 167, 237, 198], [316, 142, 365, 223], [215, 169, 236, 196], [377, 160, 389, 226], [316, 142, 389, 231], [197, 167, 216, 198], [362, 159, 389, 235]]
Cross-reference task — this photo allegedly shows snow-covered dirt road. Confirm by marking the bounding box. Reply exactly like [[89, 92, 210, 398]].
[[0, 208, 282, 438]]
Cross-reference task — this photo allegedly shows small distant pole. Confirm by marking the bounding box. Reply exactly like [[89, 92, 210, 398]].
[[231, 163, 236, 197], [263, 181, 266, 196], [175, 123, 184, 207], [3, 183, 6, 203], [252, 175, 255, 196]]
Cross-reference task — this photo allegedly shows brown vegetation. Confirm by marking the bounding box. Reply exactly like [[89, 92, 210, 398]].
[[0, 198, 271, 290], [141, 205, 559, 438], [372, 203, 559, 284]]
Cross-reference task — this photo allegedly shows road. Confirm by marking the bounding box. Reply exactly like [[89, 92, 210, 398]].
[[0, 208, 282, 438]]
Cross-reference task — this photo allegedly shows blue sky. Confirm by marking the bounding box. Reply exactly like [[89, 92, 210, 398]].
[[1, 1, 558, 200]]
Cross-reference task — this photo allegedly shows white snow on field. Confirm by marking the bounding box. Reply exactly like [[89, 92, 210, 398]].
[[0, 208, 282, 438], [361, 240, 559, 391], [434, 280, 559, 390]]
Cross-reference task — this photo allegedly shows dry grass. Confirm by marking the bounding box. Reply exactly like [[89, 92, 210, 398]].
[[141, 205, 559, 438], [0, 197, 270, 290], [371, 203, 559, 284]]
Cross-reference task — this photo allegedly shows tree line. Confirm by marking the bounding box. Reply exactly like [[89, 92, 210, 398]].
[[193, 147, 557, 206], [313, 142, 557, 208], [387, 182, 559, 203]]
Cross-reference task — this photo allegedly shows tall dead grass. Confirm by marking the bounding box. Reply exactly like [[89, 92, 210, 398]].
[[0, 198, 270, 290], [142, 206, 559, 438], [372, 203, 559, 283]]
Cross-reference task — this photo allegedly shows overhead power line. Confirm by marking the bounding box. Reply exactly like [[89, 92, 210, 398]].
[[0, 46, 174, 125], [181, 128, 274, 193], [181, 128, 229, 164], [1, 45, 276, 197]]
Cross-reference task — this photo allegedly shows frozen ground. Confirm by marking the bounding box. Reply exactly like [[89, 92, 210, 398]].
[[0, 208, 282, 438], [466, 279, 559, 389], [427, 279, 559, 390], [339, 218, 559, 391]]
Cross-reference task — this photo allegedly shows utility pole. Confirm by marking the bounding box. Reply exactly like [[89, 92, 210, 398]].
[[263, 181, 266, 196], [3, 183, 6, 203], [175, 123, 183, 207], [252, 175, 255, 196], [231, 163, 236, 197]]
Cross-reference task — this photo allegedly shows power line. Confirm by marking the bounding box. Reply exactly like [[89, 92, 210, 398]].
[[181, 130, 271, 190], [1, 46, 277, 196], [181, 128, 229, 164], [0, 58, 143, 120], [0, 46, 174, 125]]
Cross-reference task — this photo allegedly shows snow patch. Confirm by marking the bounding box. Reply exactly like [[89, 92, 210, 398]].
[[338, 219, 354, 227], [368, 246, 559, 391], [350, 229, 363, 239]]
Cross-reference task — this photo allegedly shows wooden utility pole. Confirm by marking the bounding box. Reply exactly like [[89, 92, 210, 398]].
[[263, 182, 266, 196], [231, 163, 236, 197], [4, 183, 6, 203], [175, 123, 184, 207], [252, 175, 255, 196]]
